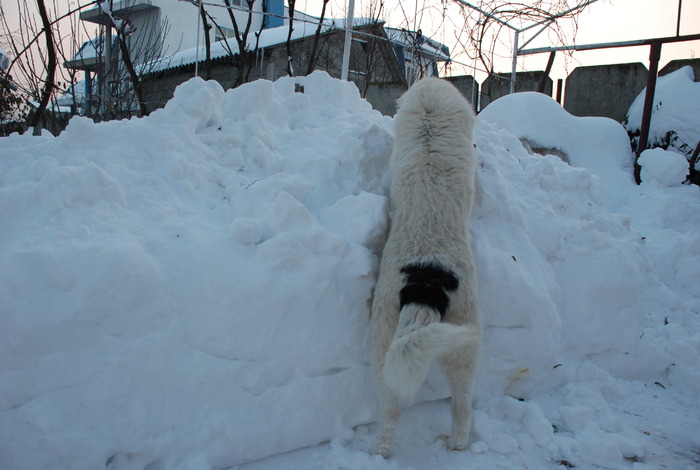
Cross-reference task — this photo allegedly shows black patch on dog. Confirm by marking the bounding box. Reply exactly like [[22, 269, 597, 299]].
[[399, 263, 459, 318]]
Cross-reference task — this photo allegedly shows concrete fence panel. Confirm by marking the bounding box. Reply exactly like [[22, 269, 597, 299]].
[[445, 75, 479, 112], [480, 71, 553, 111], [659, 58, 700, 80], [563, 62, 648, 122]]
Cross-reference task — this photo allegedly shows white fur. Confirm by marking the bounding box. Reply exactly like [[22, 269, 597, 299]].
[[370, 78, 481, 458], [383, 321, 479, 402]]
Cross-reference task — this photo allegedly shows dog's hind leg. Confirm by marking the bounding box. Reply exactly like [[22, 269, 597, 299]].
[[439, 345, 478, 451], [370, 385, 400, 458]]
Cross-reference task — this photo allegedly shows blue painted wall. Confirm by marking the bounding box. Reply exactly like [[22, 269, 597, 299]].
[[264, 0, 284, 29]]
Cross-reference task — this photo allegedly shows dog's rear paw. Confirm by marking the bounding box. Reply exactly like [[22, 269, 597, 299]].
[[438, 433, 469, 451], [369, 440, 392, 459]]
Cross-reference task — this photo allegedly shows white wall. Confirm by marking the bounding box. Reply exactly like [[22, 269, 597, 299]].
[[153, 0, 266, 55]]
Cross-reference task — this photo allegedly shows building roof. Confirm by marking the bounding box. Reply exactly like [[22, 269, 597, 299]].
[[64, 36, 119, 72], [385, 27, 450, 61], [140, 18, 381, 75], [140, 18, 451, 75], [80, 0, 159, 26]]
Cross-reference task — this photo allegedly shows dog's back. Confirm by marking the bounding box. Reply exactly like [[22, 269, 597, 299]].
[[390, 77, 477, 231], [371, 78, 480, 457]]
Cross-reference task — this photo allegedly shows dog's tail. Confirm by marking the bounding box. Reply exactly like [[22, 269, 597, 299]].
[[383, 306, 479, 402]]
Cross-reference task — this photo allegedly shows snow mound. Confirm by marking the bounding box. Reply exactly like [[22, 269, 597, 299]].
[[0, 72, 393, 469], [468, 119, 665, 399], [625, 66, 700, 159], [638, 147, 689, 186], [478, 91, 636, 201], [1, 73, 698, 470]]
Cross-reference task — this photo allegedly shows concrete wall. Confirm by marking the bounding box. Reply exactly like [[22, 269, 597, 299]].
[[480, 71, 553, 110], [563, 62, 648, 122], [363, 75, 479, 116], [659, 58, 700, 79], [364, 83, 407, 116], [445, 75, 479, 112]]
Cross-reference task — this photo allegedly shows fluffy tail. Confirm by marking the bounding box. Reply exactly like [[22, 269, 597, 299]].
[[383, 310, 479, 402]]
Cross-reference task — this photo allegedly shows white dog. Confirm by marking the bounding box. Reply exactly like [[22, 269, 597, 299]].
[[370, 78, 481, 458]]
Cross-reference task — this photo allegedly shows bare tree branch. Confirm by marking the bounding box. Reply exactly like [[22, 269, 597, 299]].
[[306, 0, 330, 75], [285, 0, 296, 76], [28, 0, 56, 132]]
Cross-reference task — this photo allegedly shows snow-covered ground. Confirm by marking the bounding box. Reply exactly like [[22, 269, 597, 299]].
[[0, 71, 698, 470]]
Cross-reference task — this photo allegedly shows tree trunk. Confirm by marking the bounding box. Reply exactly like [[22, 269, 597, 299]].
[[116, 28, 149, 117], [285, 0, 296, 76], [29, 0, 56, 133], [199, 2, 213, 79], [306, 0, 329, 75]]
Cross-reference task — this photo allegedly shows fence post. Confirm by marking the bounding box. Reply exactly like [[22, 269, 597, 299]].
[[509, 30, 519, 94], [634, 41, 662, 184]]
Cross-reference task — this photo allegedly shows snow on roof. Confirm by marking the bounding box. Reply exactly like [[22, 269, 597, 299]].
[[385, 27, 450, 61], [73, 37, 109, 62], [141, 18, 376, 75], [65, 36, 120, 72], [140, 17, 450, 75], [55, 80, 88, 107]]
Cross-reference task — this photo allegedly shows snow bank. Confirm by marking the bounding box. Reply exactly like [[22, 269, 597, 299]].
[[625, 66, 700, 159], [638, 147, 689, 186], [478, 91, 636, 203], [0, 72, 393, 469], [470, 119, 656, 393], [1, 74, 699, 470], [476, 90, 700, 384]]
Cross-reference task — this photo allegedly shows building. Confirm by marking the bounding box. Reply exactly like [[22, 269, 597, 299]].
[[64, 0, 450, 118]]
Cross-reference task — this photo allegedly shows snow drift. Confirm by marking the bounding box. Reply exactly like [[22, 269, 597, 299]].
[[625, 65, 700, 159], [1, 72, 699, 470]]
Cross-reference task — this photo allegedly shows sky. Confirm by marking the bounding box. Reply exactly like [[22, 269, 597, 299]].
[[531, 0, 700, 81]]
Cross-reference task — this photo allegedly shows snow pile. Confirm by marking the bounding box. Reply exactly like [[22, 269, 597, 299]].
[[625, 66, 700, 159], [1, 73, 699, 470], [0, 72, 393, 469], [478, 91, 636, 206], [638, 147, 689, 186]]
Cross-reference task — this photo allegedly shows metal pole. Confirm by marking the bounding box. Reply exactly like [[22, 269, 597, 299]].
[[539, 50, 555, 94], [510, 30, 519, 94], [555, 79, 563, 104], [453, 0, 516, 30], [195, 0, 203, 77], [340, 0, 356, 81], [519, 33, 700, 56], [635, 41, 662, 184], [103, 25, 112, 115], [676, 0, 682, 36]]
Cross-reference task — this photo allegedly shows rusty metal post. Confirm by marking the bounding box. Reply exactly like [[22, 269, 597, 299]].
[[556, 79, 563, 104], [539, 51, 556, 94], [634, 41, 662, 184]]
